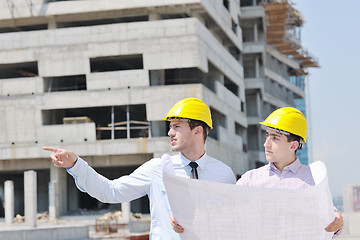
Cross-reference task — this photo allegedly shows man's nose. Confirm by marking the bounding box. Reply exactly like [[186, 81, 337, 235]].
[[168, 128, 174, 137], [264, 137, 270, 148]]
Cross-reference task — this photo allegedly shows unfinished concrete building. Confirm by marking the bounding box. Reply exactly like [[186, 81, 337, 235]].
[[0, 0, 247, 218], [240, 0, 318, 168], [0, 0, 317, 220]]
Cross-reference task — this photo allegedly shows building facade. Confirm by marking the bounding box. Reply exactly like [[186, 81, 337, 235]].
[[0, 0, 316, 218], [240, 0, 318, 168]]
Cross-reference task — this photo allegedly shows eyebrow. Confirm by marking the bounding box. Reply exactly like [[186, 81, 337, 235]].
[[169, 122, 181, 128], [266, 131, 282, 138]]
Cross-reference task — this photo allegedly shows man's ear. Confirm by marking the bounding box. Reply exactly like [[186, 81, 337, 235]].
[[290, 141, 299, 151], [194, 126, 202, 135]]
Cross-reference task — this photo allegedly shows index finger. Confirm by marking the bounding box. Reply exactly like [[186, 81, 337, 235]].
[[43, 146, 60, 153]]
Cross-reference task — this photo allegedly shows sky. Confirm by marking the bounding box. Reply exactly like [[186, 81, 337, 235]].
[[292, 0, 360, 197]]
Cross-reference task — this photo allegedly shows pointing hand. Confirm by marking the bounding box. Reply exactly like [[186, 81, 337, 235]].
[[43, 146, 78, 168]]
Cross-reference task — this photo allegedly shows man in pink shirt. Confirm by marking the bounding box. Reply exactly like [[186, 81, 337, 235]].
[[171, 107, 343, 237]]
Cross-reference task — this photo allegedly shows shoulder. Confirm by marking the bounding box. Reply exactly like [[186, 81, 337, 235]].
[[297, 163, 315, 185], [141, 155, 180, 171], [296, 162, 313, 177], [247, 164, 269, 176], [205, 156, 234, 175], [205, 155, 236, 182], [237, 164, 269, 185], [132, 158, 161, 176], [299, 163, 312, 172], [202, 155, 236, 184], [205, 155, 232, 169]]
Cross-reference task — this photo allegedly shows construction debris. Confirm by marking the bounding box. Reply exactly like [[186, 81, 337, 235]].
[[132, 213, 142, 219], [37, 211, 49, 223], [96, 211, 122, 234], [98, 210, 122, 222], [13, 211, 49, 224], [14, 214, 25, 224]]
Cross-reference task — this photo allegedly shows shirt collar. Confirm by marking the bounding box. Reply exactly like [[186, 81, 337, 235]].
[[179, 152, 207, 170], [269, 157, 301, 173]]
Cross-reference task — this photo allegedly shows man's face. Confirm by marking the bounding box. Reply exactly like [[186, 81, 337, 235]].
[[168, 120, 195, 152], [263, 128, 294, 164]]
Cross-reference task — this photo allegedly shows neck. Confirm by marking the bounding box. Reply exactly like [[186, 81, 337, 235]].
[[181, 148, 205, 161]]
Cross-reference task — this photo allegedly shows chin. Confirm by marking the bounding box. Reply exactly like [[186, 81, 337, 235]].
[[171, 147, 180, 152]]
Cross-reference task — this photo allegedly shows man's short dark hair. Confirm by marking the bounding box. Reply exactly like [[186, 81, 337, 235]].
[[286, 133, 302, 152], [188, 119, 210, 143], [286, 133, 301, 143]]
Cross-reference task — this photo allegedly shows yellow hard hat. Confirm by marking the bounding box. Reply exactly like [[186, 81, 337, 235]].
[[259, 107, 307, 142], [162, 98, 213, 129]]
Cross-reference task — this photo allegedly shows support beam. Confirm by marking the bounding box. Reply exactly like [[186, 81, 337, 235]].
[[4, 180, 14, 225], [121, 202, 131, 223], [24, 170, 37, 228], [49, 165, 68, 220]]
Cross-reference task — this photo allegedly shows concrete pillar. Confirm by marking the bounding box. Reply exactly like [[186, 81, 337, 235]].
[[126, 105, 130, 139], [255, 56, 260, 78], [48, 17, 57, 29], [193, 13, 206, 25], [149, 11, 161, 21], [256, 91, 263, 151], [4, 180, 14, 224], [111, 106, 115, 140], [121, 202, 131, 223], [48, 181, 56, 221], [253, 22, 258, 42], [49, 165, 67, 220], [255, 92, 262, 117], [256, 93, 263, 151], [24, 170, 37, 227], [219, 74, 225, 85]]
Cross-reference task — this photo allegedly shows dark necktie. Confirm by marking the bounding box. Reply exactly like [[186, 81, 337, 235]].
[[189, 162, 199, 179]]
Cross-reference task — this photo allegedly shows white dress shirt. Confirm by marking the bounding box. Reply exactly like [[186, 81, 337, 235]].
[[67, 152, 236, 240]]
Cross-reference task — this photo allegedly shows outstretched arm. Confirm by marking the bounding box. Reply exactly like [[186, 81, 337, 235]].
[[43, 146, 152, 203]]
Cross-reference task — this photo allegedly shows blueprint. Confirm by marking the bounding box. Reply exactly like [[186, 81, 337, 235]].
[[162, 155, 334, 240]]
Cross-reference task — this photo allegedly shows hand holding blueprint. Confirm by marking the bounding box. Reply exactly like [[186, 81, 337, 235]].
[[162, 156, 334, 240]]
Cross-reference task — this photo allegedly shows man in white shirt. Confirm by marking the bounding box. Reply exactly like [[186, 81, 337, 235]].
[[43, 97, 236, 240]]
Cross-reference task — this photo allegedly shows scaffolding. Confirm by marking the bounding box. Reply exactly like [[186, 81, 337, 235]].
[[263, 0, 319, 69]]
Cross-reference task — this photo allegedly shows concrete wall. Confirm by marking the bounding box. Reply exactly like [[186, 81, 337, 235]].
[[87, 70, 150, 90], [0, 0, 248, 216], [0, 77, 43, 96], [0, 17, 246, 147], [0, 225, 89, 240]]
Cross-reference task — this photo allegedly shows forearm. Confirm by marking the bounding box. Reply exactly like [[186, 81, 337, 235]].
[[67, 157, 148, 203]]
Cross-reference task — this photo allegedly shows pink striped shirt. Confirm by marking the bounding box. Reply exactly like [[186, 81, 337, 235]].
[[236, 158, 314, 189], [236, 158, 341, 238]]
